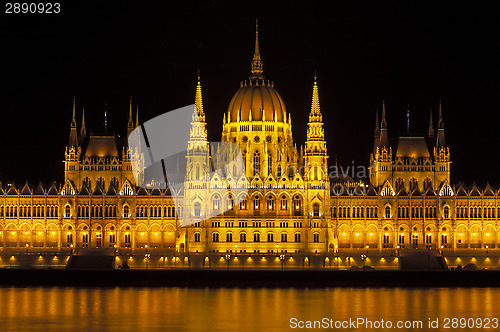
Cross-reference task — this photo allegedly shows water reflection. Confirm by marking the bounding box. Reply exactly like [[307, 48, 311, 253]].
[[0, 287, 497, 331]]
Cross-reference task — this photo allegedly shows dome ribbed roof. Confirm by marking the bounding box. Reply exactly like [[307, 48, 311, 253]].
[[227, 80, 286, 123]]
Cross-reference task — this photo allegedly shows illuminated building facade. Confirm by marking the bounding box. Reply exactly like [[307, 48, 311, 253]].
[[0, 24, 497, 263]]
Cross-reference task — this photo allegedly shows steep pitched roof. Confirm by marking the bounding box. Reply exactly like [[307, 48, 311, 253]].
[[397, 184, 408, 196], [92, 184, 103, 195], [456, 183, 468, 196], [136, 187, 148, 196], [353, 184, 365, 196], [366, 183, 378, 196], [425, 185, 436, 196], [47, 182, 59, 195], [6, 184, 18, 195], [396, 137, 431, 158], [410, 185, 422, 196], [34, 182, 45, 195], [151, 188, 162, 196], [20, 182, 31, 195], [470, 183, 481, 196], [79, 183, 90, 195], [484, 183, 495, 196], [106, 183, 117, 195]]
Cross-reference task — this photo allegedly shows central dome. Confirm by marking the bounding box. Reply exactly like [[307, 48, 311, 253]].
[[226, 20, 287, 124], [227, 79, 286, 122]]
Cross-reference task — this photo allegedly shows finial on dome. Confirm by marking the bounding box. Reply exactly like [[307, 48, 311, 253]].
[[250, 19, 263, 78]]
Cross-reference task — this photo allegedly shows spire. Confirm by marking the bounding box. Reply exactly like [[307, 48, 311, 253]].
[[309, 72, 322, 121], [104, 103, 108, 134], [250, 19, 263, 78], [127, 96, 134, 136], [436, 98, 446, 148], [379, 99, 389, 149], [428, 108, 434, 139], [68, 97, 78, 147], [80, 106, 86, 138], [71, 96, 77, 128], [374, 109, 380, 134], [195, 70, 205, 121], [381, 99, 387, 130], [373, 109, 380, 154], [135, 105, 139, 128], [406, 104, 410, 134]]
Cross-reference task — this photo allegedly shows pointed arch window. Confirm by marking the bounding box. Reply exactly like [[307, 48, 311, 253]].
[[267, 152, 272, 175], [65, 205, 71, 218], [385, 205, 391, 219], [253, 151, 261, 175], [313, 202, 320, 217]]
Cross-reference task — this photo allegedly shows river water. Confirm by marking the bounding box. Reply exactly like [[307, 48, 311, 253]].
[[0, 287, 497, 331]]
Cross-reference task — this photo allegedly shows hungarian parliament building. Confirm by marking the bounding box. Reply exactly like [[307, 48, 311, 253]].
[[0, 26, 496, 259]]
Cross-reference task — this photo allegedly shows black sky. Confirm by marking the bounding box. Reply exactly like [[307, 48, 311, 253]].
[[0, 1, 499, 186]]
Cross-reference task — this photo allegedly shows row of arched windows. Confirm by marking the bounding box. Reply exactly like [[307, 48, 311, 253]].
[[205, 231, 320, 243], [332, 206, 378, 219], [135, 205, 176, 218], [0, 205, 58, 218]]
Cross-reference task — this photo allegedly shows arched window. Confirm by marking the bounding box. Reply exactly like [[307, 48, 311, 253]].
[[294, 233, 301, 243], [267, 232, 274, 242], [253, 151, 261, 176], [293, 195, 302, 215], [240, 232, 246, 242], [385, 206, 391, 218], [443, 206, 450, 219], [194, 202, 201, 217], [65, 205, 71, 218], [253, 195, 260, 211], [226, 232, 233, 242], [194, 233, 201, 242], [123, 205, 129, 217], [313, 233, 320, 243], [212, 232, 219, 242], [280, 195, 288, 210], [267, 152, 272, 175], [212, 195, 220, 212], [267, 195, 275, 211], [313, 203, 320, 217], [277, 164, 282, 178], [253, 232, 260, 242], [281, 233, 287, 242]]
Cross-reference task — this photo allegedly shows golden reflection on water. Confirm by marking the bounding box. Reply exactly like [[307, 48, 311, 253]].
[[0, 287, 498, 331]]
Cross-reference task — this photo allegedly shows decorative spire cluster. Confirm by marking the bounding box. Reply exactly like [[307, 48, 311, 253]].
[[194, 70, 205, 122]]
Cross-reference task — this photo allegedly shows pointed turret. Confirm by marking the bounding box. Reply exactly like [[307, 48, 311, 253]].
[[379, 99, 389, 148], [428, 108, 434, 139], [127, 96, 134, 137], [69, 97, 78, 147], [436, 99, 446, 148], [194, 70, 205, 121], [80, 106, 86, 138], [304, 73, 328, 182], [190, 71, 207, 140], [135, 105, 140, 128], [373, 109, 380, 153], [250, 19, 263, 79]]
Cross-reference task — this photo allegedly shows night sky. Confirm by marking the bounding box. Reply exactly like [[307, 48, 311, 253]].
[[1, 1, 499, 187]]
